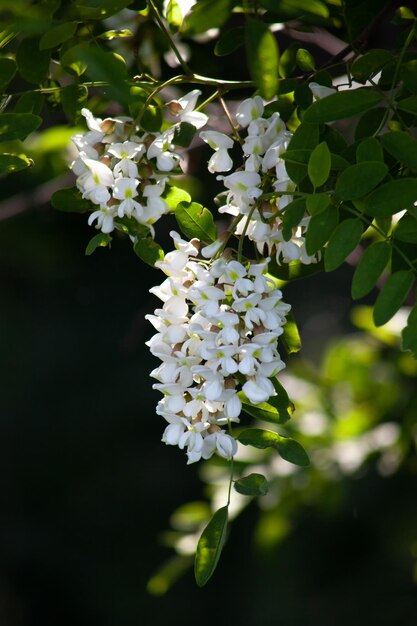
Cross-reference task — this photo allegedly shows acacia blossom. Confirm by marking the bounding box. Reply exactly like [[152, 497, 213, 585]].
[[70, 90, 207, 239], [146, 232, 290, 464]]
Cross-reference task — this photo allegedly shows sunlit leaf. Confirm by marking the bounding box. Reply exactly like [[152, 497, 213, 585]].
[[133, 238, 164, 267], [246, 18, 279, 100], [0, 153, 32, 173], [85, 232, 111, 255], [234, 473, 269, 496], [183, 0, 232, 35], [281, 312, 302, 354], [195, 506, 228, 587], [175, 201, 216, 243], [237, 429, 310, 466], [162, 185, 191, 211]]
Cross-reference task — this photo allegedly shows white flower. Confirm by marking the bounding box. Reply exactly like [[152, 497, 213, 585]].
[[88, 205, 116, 233], [171, 89, 208, 129], [236, 96, 264, 127], [202, 431, 237, 460], [309, 82, 336, 100]]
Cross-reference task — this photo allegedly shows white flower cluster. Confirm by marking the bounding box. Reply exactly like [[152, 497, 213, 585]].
[[70, 90, 207, 236], [201, 97, 317, 266], [146, 231, 291, 464]]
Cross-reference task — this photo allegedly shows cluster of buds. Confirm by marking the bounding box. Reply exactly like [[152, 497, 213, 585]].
[[201, 97, 318, 265], [70, 91, 207, 236], [146, 232, 291, 464]]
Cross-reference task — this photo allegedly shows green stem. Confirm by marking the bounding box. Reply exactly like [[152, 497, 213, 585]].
[[219, 96, 242, 143], [147, 0, 193, 75]]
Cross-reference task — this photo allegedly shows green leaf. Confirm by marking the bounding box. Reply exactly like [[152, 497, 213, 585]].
[[85, 232, 111, 255], [397, 95, 417, 116], [402, 303, 417, 358], [394, 214, 417, 243], [306, 193, 330, 216], [324, 218, 363, 271], [308, 141, 331, 188], [166, 0, 182, 29], [351, 49, 394, 82], [77, 47, 129, 107], [259, 0, 329, 19], [401, 60, 417, 95], [305, 205, 339, 255], [355, 107, 386, 140], [14, 92, 44, 115], [175, 202, 216, 243], [351, 241, 391, 299], [60, 42, 89, 77], [373, 271, 414, 326], [16, 37, 51, 83], [239, 393, 293, 425], [98, 29, 133, 40], [0, 58, 16, 91], [381, 131, 417, 171], [281, 312, 302, 354], [141, 104, 163, 133], [304, 88, 383, 123], [0, 113, 42, 142], [335, 161, 388, 201], [0, 153, 32, 173], [75, 0, 134, 20], [162, 185, 191, 211], [237, 429, 309, 466], [282, 198, 306, 241], [183, 0, 232, 35], [364, 179, 417, 217], [61, 84, 88, 122], [39, 21, 77, 49], [356, 137, 383, 163], [279, 42, 298, 78], [285, 122, 319, 183], [133, 238, 164, 267], [51, 187, 90, 213], [296, 48, 315, 72], [234, 473, 269, 496], [173, 121, 196, 148], [246, 18, 279, 100], [214, 27, 245, 56], [194, 506, 228, 587]]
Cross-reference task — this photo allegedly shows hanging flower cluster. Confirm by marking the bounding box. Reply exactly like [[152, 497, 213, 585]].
[[70, 90, 207, 236], [146, 231, 291, 464], [201, 97, 318, 266]]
